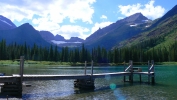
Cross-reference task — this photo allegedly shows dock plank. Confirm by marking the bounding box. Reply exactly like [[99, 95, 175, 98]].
[[0, 72, 154, 82]]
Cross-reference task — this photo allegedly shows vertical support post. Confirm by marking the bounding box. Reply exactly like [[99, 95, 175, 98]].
[[139, 75, 142, 83], [20, 56, 24, 84], [91, 60, 93, 76], [128, 60, 133, 83], [130, 60, 133, 83], [151, 60, 154, 72], [151, 60, 155, 84], [151, 73, 155, 84], [123, 61, 125, 82], [148, 60, 150, 84], [85, 61, 87, 75]]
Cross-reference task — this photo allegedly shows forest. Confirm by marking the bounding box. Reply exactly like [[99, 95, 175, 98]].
[[0, 38, 176, 63]]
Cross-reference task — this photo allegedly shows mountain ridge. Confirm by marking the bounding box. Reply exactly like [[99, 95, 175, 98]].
[[0, 15, 16, 30], [115, 4, 177, 50], [0, 23, 51, 47], [84, 12, 151, 49]]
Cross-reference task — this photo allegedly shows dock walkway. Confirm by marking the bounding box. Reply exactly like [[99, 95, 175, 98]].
[[0, 56, 155, 97]]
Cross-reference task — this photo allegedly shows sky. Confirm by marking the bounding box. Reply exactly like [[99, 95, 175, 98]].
[[0, 0, 176, 40]]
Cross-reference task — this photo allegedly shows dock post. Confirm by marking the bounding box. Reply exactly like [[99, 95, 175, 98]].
[[1, 56, 24, 97], [148, 60, 150, 84], [130, 60, 133, 83], [139, 75, 142, 83], [20, 56, 24, 84], [128, 60, 133, 83], [85, 61, 87, 75], [151, 60, 155, 84], [91, 60, 93, 76], [19, 56, 24, 97], [151, 73, 155, 84], [123, 61, 125, 82]]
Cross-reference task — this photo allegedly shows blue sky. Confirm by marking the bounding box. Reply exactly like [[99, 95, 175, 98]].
[[0, 0, 176, 39]]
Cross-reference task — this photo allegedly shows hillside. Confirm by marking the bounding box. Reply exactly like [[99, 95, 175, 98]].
[[116, 5, 177, 50], [84, 13, 152, 50]]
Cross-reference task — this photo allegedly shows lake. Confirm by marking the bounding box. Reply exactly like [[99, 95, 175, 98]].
[[0, 65, 177, 100]]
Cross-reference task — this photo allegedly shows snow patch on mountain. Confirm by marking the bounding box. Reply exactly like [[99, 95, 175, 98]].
[[0, 19, 12, 26]]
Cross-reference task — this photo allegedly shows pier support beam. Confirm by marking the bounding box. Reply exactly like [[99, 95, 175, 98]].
[[84, 61, 87, 75], [0, 56, 24, 98], [130, 60, 133, 83], [74, 79, 95, 89], [151, 73, 155, 84], [1, 78, 22, 98], [74, 60, 95, 90], [139, 75, 142, 83], [123, 61, 126, 82]]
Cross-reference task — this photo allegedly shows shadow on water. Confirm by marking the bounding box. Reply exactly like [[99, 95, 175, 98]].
[[22, 90, 75, 99], [0, 93, 22, 99], [73, 81, 167, 94], [0, 82, 167, 99]]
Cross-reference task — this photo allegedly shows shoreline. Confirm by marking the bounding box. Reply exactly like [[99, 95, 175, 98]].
[[0, 60, 177, 66]]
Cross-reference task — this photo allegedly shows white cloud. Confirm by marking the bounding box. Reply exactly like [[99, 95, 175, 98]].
[[91, 22, 113, 34], [100, 15, 107, 19], [57, 25, 90, 40], [0, 0, 95, 23], [118, 17, 124, 20], [0, 0, 96, 39], [34, 20, 90, 40], [118, 0, 165, 20]]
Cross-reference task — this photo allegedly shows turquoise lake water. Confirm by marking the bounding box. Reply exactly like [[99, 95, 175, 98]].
[[0, 65, 177, 100]]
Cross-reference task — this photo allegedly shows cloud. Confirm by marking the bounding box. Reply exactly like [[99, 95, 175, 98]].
[[118, 17, 124, 20], [100, 15, 107, 19], [0, 0, 96, 39], [118, 0, 165, 20], [0, 0, 95, 23], [57, 25, 90, 40], [34, 18, 90, 40], [91, 22, 113, 34]]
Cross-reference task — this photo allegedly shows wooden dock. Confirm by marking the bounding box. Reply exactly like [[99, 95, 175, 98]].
[[0, 56, 155, 97]]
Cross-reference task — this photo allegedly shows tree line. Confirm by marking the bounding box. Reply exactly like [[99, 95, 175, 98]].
[[0, 39, 177, 63]]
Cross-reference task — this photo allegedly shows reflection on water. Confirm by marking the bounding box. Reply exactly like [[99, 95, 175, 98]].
[[0, 65, 177, 99]]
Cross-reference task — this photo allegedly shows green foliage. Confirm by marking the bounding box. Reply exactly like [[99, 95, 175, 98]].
[[1, 38, 177, 64]]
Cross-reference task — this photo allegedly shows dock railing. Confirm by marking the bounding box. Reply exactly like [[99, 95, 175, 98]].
[[148, 60, 154, 73], [125, 60, 133, 72], [124, 60, 133, 83], [148, 60, 155, 84]]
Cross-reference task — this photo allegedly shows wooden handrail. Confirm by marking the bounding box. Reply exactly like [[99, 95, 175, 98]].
[[125, 60, 133, 72], [125, 65, 131, 72], [149, 65, 154, 72], [148, 60, 154, 73]]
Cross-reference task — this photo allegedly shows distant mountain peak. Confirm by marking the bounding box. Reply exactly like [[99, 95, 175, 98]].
[[54, 34, 65, 41], [67, 37, 84, 42], [122, 12, 149, 23]]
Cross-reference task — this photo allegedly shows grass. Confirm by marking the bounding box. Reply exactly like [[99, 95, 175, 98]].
[[156, 62, 177, 65], [0, 60, 177, 66]]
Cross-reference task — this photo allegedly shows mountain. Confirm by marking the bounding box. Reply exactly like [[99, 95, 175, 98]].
[[66, 37, 84, 42], [115, 5, 177, 50], [54, 34, 65, 41], [39, 31, 84, 47], [0, 23, 51, 47], [51, 37, 83, 47], [39, 31, 83, 42], [0, 15, 16, 30], [120, 13, 149, 24], [85, 13, 151, 49], [39, 31, 55, 42]]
